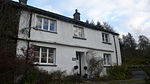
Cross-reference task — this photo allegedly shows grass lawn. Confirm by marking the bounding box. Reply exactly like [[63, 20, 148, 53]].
[[124, 58, 150, 65]]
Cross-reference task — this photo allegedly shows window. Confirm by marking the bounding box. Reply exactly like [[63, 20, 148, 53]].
[[102, 33, 110, 43], [33, 46, 56, 64], [103, 53, 111, 65], [73, 26, 84, 38], [36, 16, 56, 32]]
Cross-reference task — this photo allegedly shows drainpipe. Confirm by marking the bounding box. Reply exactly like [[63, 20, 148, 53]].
[[26, 12, 32, 62], [113, 35, 118, 66]]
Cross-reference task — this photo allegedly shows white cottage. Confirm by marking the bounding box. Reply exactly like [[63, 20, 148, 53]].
[[16, 0, 121, 76]]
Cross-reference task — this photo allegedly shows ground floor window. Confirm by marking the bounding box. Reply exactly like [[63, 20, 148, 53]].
[[103, 53, 111, 65], [33, 45, 56, 64]]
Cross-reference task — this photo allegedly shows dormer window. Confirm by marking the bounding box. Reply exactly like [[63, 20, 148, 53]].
[[36, 16, 56, 32]]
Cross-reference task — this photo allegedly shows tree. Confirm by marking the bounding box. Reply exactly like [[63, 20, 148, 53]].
[[96, 21, 101, 27], [138, 35, 150, 58], [102, 22, 115, 32], [121, 33, 137, 60], [90, 20, 95, 25], [85, 20, 89, 24], [0, 1, 21, 83]]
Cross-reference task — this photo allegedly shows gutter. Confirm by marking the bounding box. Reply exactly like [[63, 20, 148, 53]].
[[26, 11, 32, 62], [113, 35, 118, 65]]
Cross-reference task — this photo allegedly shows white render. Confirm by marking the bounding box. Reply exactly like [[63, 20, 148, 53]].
[[17, 10, 122, 76]]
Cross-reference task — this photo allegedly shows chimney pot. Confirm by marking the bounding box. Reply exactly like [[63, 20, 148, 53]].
[[73, 9, 80, 20]]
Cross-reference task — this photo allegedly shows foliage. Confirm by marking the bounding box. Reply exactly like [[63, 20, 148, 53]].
[[19, 69, 66, 84], [64, 75, 84, 83], [102, 22, 115, 32], [138, 35, 149, 50], [0, 1, 24, 83], [96, 21, 101, 27], [138, 35, 150, 58], [87, 50, 104, 78], [107, 65, 132, 80], [84, 20, 116, 32], [85, 20, 89, 23], [120, 33, 137, 59], [120, 33, 150, 65], [124, 58, 150, 65], [49, 70, 66, 80], [143, 66, 150, 84]]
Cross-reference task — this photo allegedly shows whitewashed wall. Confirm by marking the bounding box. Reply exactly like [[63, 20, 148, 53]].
[[17, 10, 122, 75]]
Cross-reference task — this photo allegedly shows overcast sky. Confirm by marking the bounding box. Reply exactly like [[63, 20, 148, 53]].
[[13, 0, 150, 39]]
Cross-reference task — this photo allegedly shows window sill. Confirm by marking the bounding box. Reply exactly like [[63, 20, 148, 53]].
[[102, 42, 112, 45], [73, 36, 87, 40], [34, 63, 57, 67], [104, 65, 112, 67], [33, 28, 57, 34]]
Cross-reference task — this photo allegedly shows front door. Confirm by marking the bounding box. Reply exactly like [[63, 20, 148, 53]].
[[76, 52, 85, 76]]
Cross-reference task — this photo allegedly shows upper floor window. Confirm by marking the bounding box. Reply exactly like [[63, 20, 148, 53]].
[[36, 16, 56, 32], [103, 53, 111, 66], [33, 46, 56, 65], [73, 26, 84, 38], [102, 33, 110, 43]]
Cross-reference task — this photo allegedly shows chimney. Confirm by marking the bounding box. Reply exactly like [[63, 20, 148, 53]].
[[19, 0, 28, 5], [73, 9, 80, 20]]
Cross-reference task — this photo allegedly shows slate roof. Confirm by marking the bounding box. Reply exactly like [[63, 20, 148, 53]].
[[7, 1, 119, 35]]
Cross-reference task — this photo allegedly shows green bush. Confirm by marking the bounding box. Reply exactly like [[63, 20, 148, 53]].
[[19, 67, 52, 84], [143, 66, 150, 84], [49, 70, 66, 80], [107, 65, 132, 80], [64, 75, 84, 83], [19, 68, 84, 84]]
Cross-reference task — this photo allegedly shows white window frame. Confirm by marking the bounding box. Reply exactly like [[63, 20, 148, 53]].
[[35, 15, 57, 32], [102, 33, 110, 43], [103, 53, 112, 66], [73, 25, 85, 38], [34, 46, 56, 65]]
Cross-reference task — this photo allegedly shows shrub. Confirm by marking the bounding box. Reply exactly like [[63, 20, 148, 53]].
[[19, 67, 52, 84], [107, 65, 132, 80], [49, 70, 66, 80], [64, 75, 84, 83], [143, 66, 150, 84], [86, 50, 104, 78]]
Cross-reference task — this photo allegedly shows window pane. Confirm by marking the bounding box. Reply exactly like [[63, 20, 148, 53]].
[[50, 20, 56, 32], [102, 33, 105, 42], [34, 46, 40, 62], [48, 48, 54, 63], [105, 34, 108, 42], [107, 55, 111, 65], [104, 55, 106, 65], [41, 47, 47, 63], [48, 53, 54, 63], [79, 28, 83, 37], [102, 33, 110, 43], [104, 54, 111, 65], [43, 18, 48, 30], [36, 17, 42, 29], [74, 27, 84, 38]]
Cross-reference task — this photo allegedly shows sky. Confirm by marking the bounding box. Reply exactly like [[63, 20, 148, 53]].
[[13, 0, 150, 40]]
